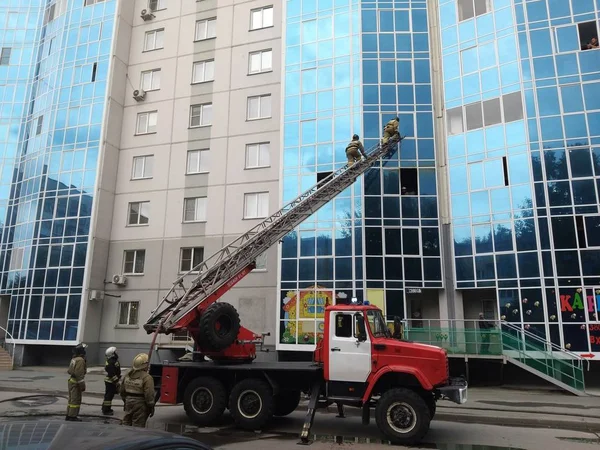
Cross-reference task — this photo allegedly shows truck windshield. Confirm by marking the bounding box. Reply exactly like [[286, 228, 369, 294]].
[[366, 310, 391, 338]]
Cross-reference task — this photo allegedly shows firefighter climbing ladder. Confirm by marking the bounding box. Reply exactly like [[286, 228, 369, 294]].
[[144, 136, 402, 335]]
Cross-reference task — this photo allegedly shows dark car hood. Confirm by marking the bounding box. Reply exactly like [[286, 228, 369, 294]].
[[0, 420, 211, 450]]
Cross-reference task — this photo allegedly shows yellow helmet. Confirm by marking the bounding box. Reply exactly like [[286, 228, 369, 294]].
[[132, 353, 149, 370]]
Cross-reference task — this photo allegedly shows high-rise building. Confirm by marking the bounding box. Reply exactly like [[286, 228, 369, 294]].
[[1, 0, 599, 367]]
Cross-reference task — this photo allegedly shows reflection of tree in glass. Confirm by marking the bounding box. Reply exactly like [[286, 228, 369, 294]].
[[337, 210, 361, 239]]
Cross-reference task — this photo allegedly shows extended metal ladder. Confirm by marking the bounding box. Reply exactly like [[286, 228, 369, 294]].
[[144, 136, 402, 335]]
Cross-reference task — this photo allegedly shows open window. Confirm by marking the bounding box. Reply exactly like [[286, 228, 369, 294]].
[[400, 168, 418, 195], [335, 313, 352, 338], [578, 21, 599, 51], [317, 171, 333, 189]]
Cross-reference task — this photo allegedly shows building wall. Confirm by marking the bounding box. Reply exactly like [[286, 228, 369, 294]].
[[99, 0, 282, 353], [440, 0, 600, 353]]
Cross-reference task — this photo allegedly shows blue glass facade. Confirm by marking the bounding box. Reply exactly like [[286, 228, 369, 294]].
[[441, 0, 600, 352], [0, 0, 115, 343], [279, 0, 441, 348]]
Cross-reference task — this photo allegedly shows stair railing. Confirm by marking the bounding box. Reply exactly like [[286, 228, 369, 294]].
[[0, 326, 15, 369]]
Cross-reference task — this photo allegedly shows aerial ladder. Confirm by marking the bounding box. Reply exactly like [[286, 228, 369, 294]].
[[144, 135, 402, 361]]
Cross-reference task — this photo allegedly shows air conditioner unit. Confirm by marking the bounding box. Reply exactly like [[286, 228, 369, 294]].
[[133, 89, 146, 102], [89, 290, 105, 301], [112, 274, 128, 286], [140, 9, 155, 21]]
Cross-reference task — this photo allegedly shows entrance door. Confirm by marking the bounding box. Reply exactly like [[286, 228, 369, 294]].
[[328, 311, 371, 382]]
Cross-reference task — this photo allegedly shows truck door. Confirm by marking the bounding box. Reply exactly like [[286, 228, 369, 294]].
[[328, 311, 371, 382]]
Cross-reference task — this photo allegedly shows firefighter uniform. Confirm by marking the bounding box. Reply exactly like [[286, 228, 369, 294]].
[[121, 353, 155, 428], [345, 135, 366, 166], [66, 343, 87, 421], [102, 347, 121, 415], [382, 117, 400, 145]]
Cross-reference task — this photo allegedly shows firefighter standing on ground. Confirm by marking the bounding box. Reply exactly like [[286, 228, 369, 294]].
[[382, 117, 400, 146], [66, 343, 87, 422], [345, 134, 366, 166], [102, 346, 121, 416], [120, 353, 155, 427]]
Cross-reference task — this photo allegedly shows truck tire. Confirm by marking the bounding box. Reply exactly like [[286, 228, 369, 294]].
[[198, 302, 240, 351], [273, 390, 301, 417], [229, 378, 274, 430], [183, 377, 228, 426], [425, 395, 436, 420], [375, 388, 431, 445]]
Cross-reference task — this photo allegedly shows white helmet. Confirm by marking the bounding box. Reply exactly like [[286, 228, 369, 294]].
[[105, 346, 117, 358]]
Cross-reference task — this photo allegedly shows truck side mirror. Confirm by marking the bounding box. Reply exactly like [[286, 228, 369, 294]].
[[354, 313, 367, 342]]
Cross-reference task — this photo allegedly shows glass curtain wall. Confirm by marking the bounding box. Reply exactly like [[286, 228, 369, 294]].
[[440, 0, 600, 353], [1, 0, 116, 343]]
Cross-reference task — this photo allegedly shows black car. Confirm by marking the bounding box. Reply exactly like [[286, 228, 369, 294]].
[[0, 420, 212, 450]]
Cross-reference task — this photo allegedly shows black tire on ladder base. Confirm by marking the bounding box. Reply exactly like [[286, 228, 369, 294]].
[[183, 376, 228, 426], [197, 302, 241, 351], [229, 378, 274, 430]]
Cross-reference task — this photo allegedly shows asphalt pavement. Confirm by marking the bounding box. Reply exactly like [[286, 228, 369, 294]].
[[1, 367, 600, 449]]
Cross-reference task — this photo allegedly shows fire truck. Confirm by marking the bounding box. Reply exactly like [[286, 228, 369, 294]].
[[143, 136, 467, 445]]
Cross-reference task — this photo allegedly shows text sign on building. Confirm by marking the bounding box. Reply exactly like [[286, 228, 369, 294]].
[[407, 288, 422, 294]]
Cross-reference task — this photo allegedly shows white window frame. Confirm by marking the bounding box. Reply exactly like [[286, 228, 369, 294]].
[[132, 155, 153, 180], [140, 69, 161, 91], [183, 197, 207, 223], [117, 301, 139, 326], [243, 192, 269, 219], [195, 18, 217, 41], [192, 59, 215, 84], [245, 142, 270, 169], [247, 94, 272, 120], [144, 28, 164, 51], [136, 111, 158, 135], [190, 103, 212, 128], [127, 201, 150, 226], [250, 6, 273, 30], [123, 250, 145, 275], [149, 0, 166, 11], [253, 252, 267, 271], [248, 49, 272, 74], [186, 149, 209, 174], [179, 247, 205, 273]]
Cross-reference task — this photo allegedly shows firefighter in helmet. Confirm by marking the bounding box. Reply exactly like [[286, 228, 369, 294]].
[[345, 134, 367, 166], [382, 117, 400, 146], [66, 343, 87, 422], [102, 346, 121, 415], [120, 353, 155, 427]]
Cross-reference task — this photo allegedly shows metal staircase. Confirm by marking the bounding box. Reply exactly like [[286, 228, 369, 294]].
[[500, 321, 588, 396], [144, 136, 402, 335]]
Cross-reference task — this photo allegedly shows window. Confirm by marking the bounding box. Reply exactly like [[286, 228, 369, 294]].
[[483, 98, 502, 126], [335, 313, 353, 338], [244, 192, 269, 219], [0, 48, 11, 65], [141, 69, 161, 91], [183, 197, 207, 222], [192, 60, 215, 83], [43, 3, 56, 24], [35, 116, 44, 136], [457, 0, 491, 21], [132, 155, 154, 179], [195, 18, 216, 41], [245, 143, 270, 168], [465, 102, 483, 130], [85, 0, 106, 5], [128, 201, 150, 226], [9, 248, 24, 271], [144, 29, 164, 51], [247, 94, 272, 120], [502, 92, 523, 122], [254, 252, 267, 270], [179, 247, 204, 273], [149, 0, 166, 11], [250, 6, 273, 30], [578, 22, 599, 50], [249, 49, 272, 74], [447, 107, 463, 135], [118, 301, 139, 326], [190, 103, 212, 127], [136, 111, 158, 134], [91, 62, 97, 82], [400, 168, 418, 195], [123, 250, 145, 274], [187, 149, 209, 174]]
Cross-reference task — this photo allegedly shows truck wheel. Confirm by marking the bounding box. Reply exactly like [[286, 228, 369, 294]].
[[375, 388, 431, 445], [425, 395, 436, 420], [229, 378, 274, 430], [183, 377, 227, 426], [273, 390, 301, 417], [198, 302, 240, 351]]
